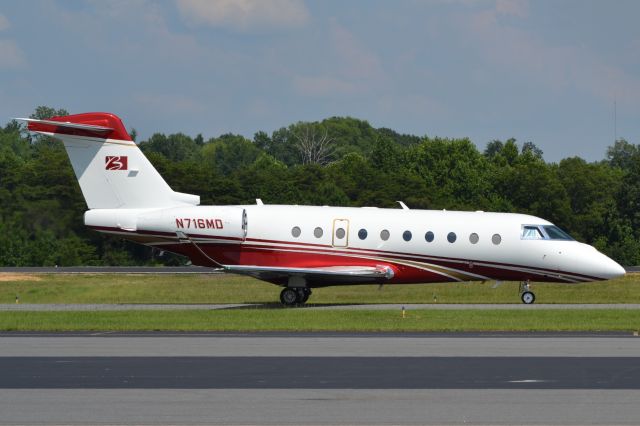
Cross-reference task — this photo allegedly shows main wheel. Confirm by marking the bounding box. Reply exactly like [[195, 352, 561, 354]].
[[296, 288, 311, 304], [280, 288, 298, 306], [521, 291, 535, 304]]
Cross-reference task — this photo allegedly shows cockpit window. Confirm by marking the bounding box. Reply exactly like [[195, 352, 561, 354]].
[[542, 225, 574, 240], [521, 224, 574, 241], [522, 225, 544, 240]]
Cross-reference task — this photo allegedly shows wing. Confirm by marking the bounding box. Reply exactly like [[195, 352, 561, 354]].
[[224, 264, 394, 287]]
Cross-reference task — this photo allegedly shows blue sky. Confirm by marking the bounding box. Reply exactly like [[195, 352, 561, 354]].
[[1, 0, 638, 161]]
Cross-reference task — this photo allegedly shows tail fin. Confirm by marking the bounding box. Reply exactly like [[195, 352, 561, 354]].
[[19, 112, 199, 209]]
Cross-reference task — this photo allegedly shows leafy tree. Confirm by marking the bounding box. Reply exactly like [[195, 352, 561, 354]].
[[376, 127, 421, 146], [521, 142, 544, 160], [607, 139, 639, 170], [29, 106, 69, 120], [140, 133, 199, 162], [202, 133, 261, 175], [409, 137, 492, 209]]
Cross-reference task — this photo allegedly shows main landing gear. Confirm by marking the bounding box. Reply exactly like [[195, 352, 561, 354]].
[[519, 281, 535, 304], [280, 287, 312, 307]]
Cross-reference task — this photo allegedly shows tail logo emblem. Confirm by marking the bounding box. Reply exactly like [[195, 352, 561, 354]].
[[105, 156, 128, 170]]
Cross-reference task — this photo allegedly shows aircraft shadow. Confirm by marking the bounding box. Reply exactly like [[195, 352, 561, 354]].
[[223, 302, 366, 310]]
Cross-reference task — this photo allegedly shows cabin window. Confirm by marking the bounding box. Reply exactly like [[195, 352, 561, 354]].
[[358, 229, 368, 240], [314, 227, 323, 238], [447, 232, 457, 243], [521, 225, 544, 240], [543, 225, 574, 241], [403, 231, 412, 241], [469, 233, 479, 244], [492, 233, 502, 245], [425, 231, 434, 242], [291, 226, 301, 238], [380, 229, 390, 241], [335, 227, 346, 239]]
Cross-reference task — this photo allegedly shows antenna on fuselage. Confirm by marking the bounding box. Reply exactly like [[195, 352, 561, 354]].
[[397, 201, 409, 210], [256, 199, 264, 205]]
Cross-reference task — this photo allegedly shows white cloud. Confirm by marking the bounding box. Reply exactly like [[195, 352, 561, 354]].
[[330, 21, 384, 82], [466, 4, 640, 105], [0, 40, 26, 69], [292, 22, 386, 98], [48, 1, 236, 70], [0, 14, 9, 31], [176, 0, 309, 31]]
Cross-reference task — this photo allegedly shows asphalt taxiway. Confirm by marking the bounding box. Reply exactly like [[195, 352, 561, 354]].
[[3, 355, 640, 389], [1, 332, 640, 425]]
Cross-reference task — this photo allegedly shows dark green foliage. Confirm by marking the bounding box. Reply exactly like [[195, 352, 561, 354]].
[[140, 133, 200, 162], [29, 106, 69, 120], [0, 106, 638, 265]]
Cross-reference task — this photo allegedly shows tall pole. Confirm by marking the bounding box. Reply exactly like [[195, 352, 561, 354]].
[[614, 96, 617, 143]]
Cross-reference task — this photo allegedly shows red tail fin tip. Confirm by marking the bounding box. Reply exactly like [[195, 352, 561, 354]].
[[26, 112, 132, 141]]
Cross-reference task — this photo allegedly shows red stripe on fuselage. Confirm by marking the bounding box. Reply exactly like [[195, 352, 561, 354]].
[[87, 225, 600, 283], [151, 242, 582, 284]]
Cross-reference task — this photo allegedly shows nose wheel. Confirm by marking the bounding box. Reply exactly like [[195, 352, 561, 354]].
[[519, 281, 535, 304], [280, 288, 312, 306]]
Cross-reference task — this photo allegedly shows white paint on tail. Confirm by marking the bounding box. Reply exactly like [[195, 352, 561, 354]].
[[19, 114, 199, 209]]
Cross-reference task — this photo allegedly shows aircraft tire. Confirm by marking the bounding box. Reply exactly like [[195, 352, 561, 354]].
[[280, 288, 298, 306], [296, 288, 311, 304], [521, 291, 535, 304]]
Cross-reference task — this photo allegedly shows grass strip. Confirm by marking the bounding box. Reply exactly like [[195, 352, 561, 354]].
[[1, 273, 639, 304], [1, 309, 639, 332]]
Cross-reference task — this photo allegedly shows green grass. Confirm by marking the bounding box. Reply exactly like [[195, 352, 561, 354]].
[[1, 272, 639, 304], [1, 273, 639, 332], [1, 309, 639, 332]]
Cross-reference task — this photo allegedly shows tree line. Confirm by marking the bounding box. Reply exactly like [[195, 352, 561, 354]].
[[0, 106, 638, 266]]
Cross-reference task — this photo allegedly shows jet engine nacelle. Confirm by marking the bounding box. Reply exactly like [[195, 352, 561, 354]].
[[85, 206, 247, 241]]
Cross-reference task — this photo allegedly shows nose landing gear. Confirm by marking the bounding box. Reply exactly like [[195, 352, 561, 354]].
[[519, 281, 535, 304], [280, 287, 312, 307]]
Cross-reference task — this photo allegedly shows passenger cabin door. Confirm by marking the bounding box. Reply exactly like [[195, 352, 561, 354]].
[[242, 209, 247, 241], [332, 219, 349, 248]]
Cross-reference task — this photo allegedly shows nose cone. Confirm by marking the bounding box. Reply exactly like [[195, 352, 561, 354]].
[[563, 244, 626, 281], [598, 254, 626, 280]]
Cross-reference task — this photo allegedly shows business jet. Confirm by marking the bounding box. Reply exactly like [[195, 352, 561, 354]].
[[19, 112, 626, 306]]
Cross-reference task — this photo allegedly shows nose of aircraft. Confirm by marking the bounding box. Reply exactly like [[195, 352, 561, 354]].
[[597, 253, 626, 280], [565, 244, 626, 281]]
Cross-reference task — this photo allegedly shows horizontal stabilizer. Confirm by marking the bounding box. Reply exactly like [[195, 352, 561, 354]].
[[17, 113, 132, 141], [17, 118, 113, 132]]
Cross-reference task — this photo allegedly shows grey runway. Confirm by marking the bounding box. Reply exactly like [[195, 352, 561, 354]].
[[3, 333, 640, 425], [2, 356, 640, 389], [2, 334, 640, 357], [2, 389, 639, 426]]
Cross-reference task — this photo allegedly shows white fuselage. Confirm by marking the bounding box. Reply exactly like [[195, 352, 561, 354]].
[[85, 204, 625, 286]]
